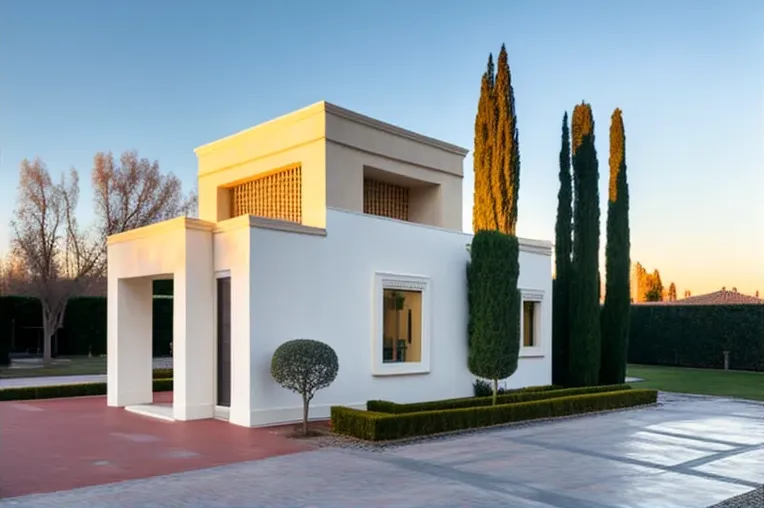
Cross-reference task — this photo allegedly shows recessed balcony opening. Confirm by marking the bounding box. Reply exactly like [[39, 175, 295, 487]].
[[362, 166, 440, 227]]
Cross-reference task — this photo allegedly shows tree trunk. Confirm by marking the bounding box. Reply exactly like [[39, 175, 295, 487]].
[[492, 378, 498, 406], [41, 306, 53, 365], [302, 394, 309, 436]]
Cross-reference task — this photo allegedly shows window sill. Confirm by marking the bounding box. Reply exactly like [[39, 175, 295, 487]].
[[519, 347, 545, 358], [372, 363, 431, 377]]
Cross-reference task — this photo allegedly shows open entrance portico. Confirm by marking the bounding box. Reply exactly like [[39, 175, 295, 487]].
[[106, 217, 218, 422]]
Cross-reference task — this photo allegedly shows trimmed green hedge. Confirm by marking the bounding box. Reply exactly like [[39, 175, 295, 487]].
[[368, 384, 632, 414], [473, 380, 563, 397], [629, 304, 764, 371], [333, 389, 658, 441], [153, 368, 173, 379], [0, 290, 174, 357], [0, 378, 173, 402]]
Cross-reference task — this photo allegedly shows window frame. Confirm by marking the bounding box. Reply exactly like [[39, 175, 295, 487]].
[[519, 288, 545, 358], [372, 272, 431, 376]]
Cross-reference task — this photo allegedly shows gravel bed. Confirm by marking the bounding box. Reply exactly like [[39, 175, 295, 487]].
[[708, 485, 764, 508], [308, 402, 660, 452]]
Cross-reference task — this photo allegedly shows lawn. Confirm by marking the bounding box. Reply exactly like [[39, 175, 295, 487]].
[[0, 356, 107, 378], [627, 364, 764, 402]]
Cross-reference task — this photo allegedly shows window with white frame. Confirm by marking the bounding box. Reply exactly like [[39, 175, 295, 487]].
[[373, 273, 431, 376], [520, 289, 544, 356]]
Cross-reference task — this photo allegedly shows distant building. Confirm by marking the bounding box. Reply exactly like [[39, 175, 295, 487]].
[[637, 287, 763, 306]]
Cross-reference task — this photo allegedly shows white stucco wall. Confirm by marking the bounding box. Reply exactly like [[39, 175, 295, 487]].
[[245, 209, 552, 427]]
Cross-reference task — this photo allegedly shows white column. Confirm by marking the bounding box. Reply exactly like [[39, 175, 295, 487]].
[[228, 265, 252, 427], [173, 229, 215, 421], [107, 277, 153, 407]]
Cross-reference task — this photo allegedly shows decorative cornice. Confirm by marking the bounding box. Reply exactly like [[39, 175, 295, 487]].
[[193, 101, 470, 159], [324, 102, 469, 157], [381, 279, 428, 292], [194, 102, 325, 157], [213, 215, 326, 236], [375, 272, 430, 292], [107, 217, 216, 245], [248, 216, 327, 237], [518, 238, 553, 256], [465, 238, 553, 257]]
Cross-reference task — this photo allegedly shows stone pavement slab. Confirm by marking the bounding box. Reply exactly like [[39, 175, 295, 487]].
[[1, 395, 761, 507]]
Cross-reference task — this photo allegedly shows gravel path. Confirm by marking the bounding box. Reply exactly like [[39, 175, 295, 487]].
[[708, 485, 764, 507]]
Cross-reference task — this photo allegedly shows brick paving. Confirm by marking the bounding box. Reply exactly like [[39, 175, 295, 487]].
[[0, 394, 762, 507], [0, 392, 314, 498]]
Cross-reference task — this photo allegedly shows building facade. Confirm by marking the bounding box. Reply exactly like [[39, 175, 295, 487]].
[[106, 101, 553, 427]]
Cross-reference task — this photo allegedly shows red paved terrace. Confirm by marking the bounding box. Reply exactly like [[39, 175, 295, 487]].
[[0, 392, 318, 498]]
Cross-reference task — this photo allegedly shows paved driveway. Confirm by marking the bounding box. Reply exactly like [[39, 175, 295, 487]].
[[0, 393, 313, 498], [1, 393, 762, 508]]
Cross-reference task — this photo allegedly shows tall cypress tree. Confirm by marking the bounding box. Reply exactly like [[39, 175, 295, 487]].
[[568, 102, 601, 387], [473, 55, 496, 232], [552, 112, 572, 386], [600, 108, 630, 384], [491, 44, 520, 234]]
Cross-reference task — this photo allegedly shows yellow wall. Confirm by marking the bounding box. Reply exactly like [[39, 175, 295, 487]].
[[194, 101, 467, 232], [195, 104, 327, 229]]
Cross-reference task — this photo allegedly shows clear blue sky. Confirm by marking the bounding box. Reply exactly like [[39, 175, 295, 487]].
[[1, 0, 762, 295]]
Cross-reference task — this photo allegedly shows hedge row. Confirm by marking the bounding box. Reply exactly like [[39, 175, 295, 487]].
[[629, 304, 764, 371], [473, 380, 562, 397], [368, 384, 632, 414], [0, 378, 173, 402], [332, 389, 658, 441], [0, 287, 174, 358]]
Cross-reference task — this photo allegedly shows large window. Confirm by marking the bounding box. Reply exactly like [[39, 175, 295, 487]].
[[373, 273, 431, 376], [520, 289, 544, 357], [382, 289, 422, 363]]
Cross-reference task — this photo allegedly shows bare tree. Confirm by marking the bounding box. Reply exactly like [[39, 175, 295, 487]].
[[11, 159, 102, 364], [92, 150, 196, 239]]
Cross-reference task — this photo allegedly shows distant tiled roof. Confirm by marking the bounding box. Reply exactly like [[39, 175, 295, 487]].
[[643, 289, 764, 306]]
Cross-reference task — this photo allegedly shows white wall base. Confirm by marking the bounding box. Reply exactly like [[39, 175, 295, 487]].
[[247, 402, 366, 428], [214, 405, 230, 421], [108, 390, 153, 408]]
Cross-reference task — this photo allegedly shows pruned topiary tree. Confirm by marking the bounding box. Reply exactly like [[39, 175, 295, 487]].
[[271, 339, 339, 435], [467, 229, 521, 405]]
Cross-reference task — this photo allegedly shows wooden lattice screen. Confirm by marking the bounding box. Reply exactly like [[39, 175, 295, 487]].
[[230, 165, 302, 223], [363, 178, 409, 221]]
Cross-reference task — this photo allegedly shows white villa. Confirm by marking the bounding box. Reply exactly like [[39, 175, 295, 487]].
[[106, 101, 553, 428]]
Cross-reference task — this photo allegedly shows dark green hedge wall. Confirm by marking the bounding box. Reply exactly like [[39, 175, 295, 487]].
[[0, 283, 174, 358], [628, 304, 764, 372]]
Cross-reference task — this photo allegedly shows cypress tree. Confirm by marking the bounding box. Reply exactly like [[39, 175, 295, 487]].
[[668, 282, 677, 301], [552, 112, 572, 386], [491, 44, 520, 234], [473, 54, 496, 232], [568, 102, 601, 387], [600, 109, 631, 385]]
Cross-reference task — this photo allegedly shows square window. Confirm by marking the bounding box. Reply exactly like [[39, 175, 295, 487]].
[[373, 273, 431, 376]]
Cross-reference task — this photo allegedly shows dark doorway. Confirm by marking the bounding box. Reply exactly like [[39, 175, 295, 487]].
[[216, 277, 232, 407]]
